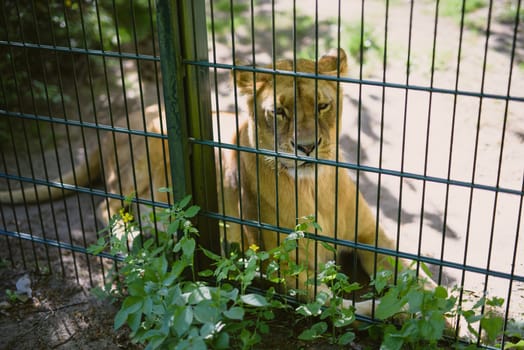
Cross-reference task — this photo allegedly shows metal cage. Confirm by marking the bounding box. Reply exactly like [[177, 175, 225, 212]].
[[0, 0, 523, 347]]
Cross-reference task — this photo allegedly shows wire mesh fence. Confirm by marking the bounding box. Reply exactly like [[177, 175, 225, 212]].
[[206, 0, 524, 343], [0, 0, 523, 347], [0, 0, 169, 285]]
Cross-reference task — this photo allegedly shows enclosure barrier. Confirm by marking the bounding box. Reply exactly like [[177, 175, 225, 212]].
[[0, 0, 523, 348]]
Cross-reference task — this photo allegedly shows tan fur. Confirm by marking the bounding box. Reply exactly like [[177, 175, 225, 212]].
[[0, 105, 171, 224], [219, 49, 437, 315]]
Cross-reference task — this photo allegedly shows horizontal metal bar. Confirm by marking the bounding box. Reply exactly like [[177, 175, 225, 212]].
[[0, 40, 160, 61], [203, 210, 524, 283], [0, 109, 167, 140], [195, 139, 524, 197], [186, 60, 524, 103], [0, 173, 171, 210], [0, 228, 122, 262]]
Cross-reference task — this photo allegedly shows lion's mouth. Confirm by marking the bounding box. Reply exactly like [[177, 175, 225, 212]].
[[278, 158, 317, 177]]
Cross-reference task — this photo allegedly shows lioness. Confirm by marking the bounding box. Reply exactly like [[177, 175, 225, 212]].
[[219, 49, 437, 314]]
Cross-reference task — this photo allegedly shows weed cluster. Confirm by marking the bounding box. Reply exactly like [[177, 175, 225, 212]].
[[89, 194, 522, 350]]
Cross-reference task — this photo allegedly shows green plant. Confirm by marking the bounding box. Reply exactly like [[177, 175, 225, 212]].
[[504, 319, 524, 349], [460, 294, 505, 346], [91, 195, 217, 349], [296, 259, 360, 345], [5, 289, 29, 303], [439, 0, 487, 19], [89, 193, 287, 350], [90, 193, 515, 349], [201, 243, 287, 349], [368, 263, 456, 350], [341, 23, 383, 64]]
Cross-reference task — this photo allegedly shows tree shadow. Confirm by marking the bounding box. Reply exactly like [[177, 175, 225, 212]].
[[338, 95, 460, 243]]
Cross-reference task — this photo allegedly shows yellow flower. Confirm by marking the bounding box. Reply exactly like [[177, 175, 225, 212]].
[[119, 208, 134, 224], [249, 244, 260, 252], [65, 0, 72, 8]]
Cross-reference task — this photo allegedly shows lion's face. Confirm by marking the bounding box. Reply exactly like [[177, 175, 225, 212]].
[[235, 49, 348, 177]]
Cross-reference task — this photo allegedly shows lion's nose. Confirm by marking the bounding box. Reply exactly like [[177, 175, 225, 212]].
[[291, 138, 322, 156]]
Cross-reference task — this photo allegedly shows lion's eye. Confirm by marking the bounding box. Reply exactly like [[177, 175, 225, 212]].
[[273, 107, 287, 119], [317, 102, 330, 113]]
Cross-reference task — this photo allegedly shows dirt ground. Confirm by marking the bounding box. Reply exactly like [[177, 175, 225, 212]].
[[0, 266, 140, 350], [0, 0, 523, 349]]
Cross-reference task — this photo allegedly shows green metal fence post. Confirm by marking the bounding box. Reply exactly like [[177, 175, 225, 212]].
[[156, 0, 191, 202], [156, 0, 220, 266]]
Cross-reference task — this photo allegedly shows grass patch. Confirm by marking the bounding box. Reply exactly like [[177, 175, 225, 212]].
[[439, 0, 487, 20]]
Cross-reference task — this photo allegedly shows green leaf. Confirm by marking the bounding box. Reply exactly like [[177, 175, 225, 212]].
[[381, 330, 404, 350], [333, 308, 356, 327], [419, 312, 445, 341], [311, 221, 323, 232], [406, 289, 423, 313], [142, 296, 153, 316], [296, 302, 322, 317], [298, 322, 328, 340], [184, 205, 200, 218], [214, 331, 230, 349], [373, 270, 393, 294], [505, 340, 524, 349], [122, 296, 144, 315], [167, 220, 180, 234], [194, 301, 220, 323], [178, 195, 192, 209], [262, 309, 274, 320], [320, 241, 336, 253], [375, 289, 405, 320], [189, 286, 214, 304], [127, 311, 142, 333], [127, 279, 145, 296], [224, 306, 245, 320], [486, 296, 505, 307], [241, 293, 269, 307], [480, 314, 504, 342], [114, 308, 129, 330], [168, 259, 189, 284], [87, 237, 107, 255], [173, 307, 193, 337], [181, 237, 196, 257], [434, 285, 448, 299], [315, 291, 330, 305], [201, 248, 222, 262], [298, 328, 318, 341], [145, 334, 167, 350], [200, 322, 215, 338], [198, 269, 214, 277], [152, 255, 168, 276], [419, 261, 433, 279], [338, 331, 355, 345]]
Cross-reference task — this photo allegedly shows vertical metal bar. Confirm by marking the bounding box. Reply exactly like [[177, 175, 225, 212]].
[[184, 1, 219, 260], [444, 4, 466, 328], [156, 0, 191, 202], [355, 0, 365, 282], [395, 0, 415, 281], [373, 0, 390, 317], [417, 0, 440, 280], [501, 0, 522, 343], [157, 0, 219, 264]]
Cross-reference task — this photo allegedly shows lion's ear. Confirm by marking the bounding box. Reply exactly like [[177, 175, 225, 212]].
[[318, 49, 347, 76], [232, 63, 269, 95]]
